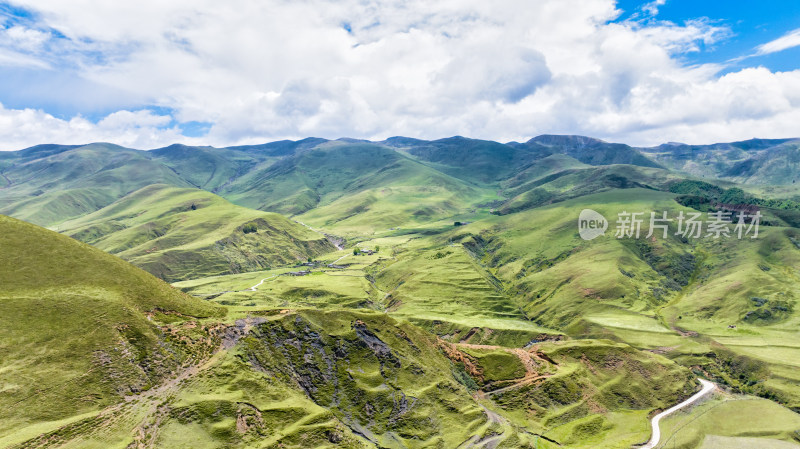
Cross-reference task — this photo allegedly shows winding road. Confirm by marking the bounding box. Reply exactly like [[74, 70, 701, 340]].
[[248, 274, 279, 291], [640, 379, 715, 449]]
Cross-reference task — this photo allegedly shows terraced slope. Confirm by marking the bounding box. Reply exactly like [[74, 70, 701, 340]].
[[442, 187, 800, 410]]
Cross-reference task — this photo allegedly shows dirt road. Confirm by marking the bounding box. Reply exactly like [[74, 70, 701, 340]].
[[640, 379, 715, 449]]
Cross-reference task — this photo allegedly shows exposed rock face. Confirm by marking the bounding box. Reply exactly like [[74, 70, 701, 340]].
[[240, 312, 481, 446]]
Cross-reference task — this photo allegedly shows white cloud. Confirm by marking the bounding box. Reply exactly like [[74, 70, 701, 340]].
[[0, 48, 48, 68], [755, 28, 800, 55], [0, 104, 195, 150], [642, 0, 667, 17], [0, 0, 796, 149], [0, 25, 51, 68]]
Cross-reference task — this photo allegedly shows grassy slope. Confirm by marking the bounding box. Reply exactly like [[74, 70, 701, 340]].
[[732, 140, 800, 185], [176, 178, 800, 445], [58, 184, 335, 281], [88, 182, 800, 446], [522, 135, 663, 168], [0, 143, 193, 226], [149, 144, 257, 192], [3, 136, 800, 230], [0, 214, 222, 445], [172, 234, 697, 448], [436, 187, 800, 438], [658, 393, 800, 448], [243, 182, 796, 446], [5, 136, 800, 447], [218, 141, 496, 234], [639, 138, 800, 185], [386, 136, 538, 184], [497, 164, 682, 214]]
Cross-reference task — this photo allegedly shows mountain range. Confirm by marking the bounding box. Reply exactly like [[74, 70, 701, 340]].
[[2, 134, 800, 448], [3, 135, 799, 228]]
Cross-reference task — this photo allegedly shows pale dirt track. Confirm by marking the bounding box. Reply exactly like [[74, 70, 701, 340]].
[[639, 378, 716, 449]]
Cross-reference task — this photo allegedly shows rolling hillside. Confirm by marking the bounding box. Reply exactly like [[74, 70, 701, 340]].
[[0, 213, 697, 448], [5, 135, 800, 233], [58, 185, 336, 281], [0, 143, 195, 226], [217, 140, 495, 232], [4, 134, 800, 447], [639, 138, 800, 184], [522, 135, 664, 168], [433, 187, 800, 410], [383, 136, 538, 184], [0, 214, 222, 446]]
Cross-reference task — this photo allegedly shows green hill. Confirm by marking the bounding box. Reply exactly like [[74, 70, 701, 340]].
[[217, 141, 495, 232], [0, 214, 222, 445], [6, 133, 800, 447], [4, 135, 800, 232], [496, 164, 681, 214], [519, 135, 663, 168], [384, 136, 539, 184], [723, 140, 800, 185], [639, 138, 800, 184], [0, 143, 193, 226], [437, 187, 800, 408], [58, 185, 335, 281], [149, 144, 255, 192]]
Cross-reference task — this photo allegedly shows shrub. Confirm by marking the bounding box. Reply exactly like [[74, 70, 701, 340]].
[[242, 223, 258, 234]]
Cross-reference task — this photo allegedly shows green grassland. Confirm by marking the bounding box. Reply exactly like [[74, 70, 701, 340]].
[[0, 143, 194, 226], [4, 136, 800, 448], [656, 391, 800, 448], [218, 141, 500, 234], [1, 136, 672, 234], [57, 185, 335, 281], [3, 136, 800, 231], [640, 138, 800, 185], [159, 182, 800, 446], [0, 214, 222, 447], [434, 187, 800, 404], [149, 144, 256, 192]]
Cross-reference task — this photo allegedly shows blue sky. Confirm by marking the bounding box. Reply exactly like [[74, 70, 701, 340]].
[[0, 0, 799, 149], [615, 0, 800, 72]]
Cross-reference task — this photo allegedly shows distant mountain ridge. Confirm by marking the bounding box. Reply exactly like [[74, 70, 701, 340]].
[[2, 134, 799, 228]]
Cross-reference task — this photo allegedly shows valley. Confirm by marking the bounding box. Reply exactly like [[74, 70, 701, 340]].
[[2, 135, 800, 448]]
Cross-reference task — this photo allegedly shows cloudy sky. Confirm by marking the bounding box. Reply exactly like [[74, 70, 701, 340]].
[[0, 0, 799, 150]]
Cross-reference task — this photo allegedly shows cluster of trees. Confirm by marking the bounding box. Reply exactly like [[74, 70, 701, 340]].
[[669, 180, 800, 211], [353, 246, 379, 255]]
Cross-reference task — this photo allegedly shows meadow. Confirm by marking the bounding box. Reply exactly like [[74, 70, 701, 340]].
[[3, 136, 800, 447]]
